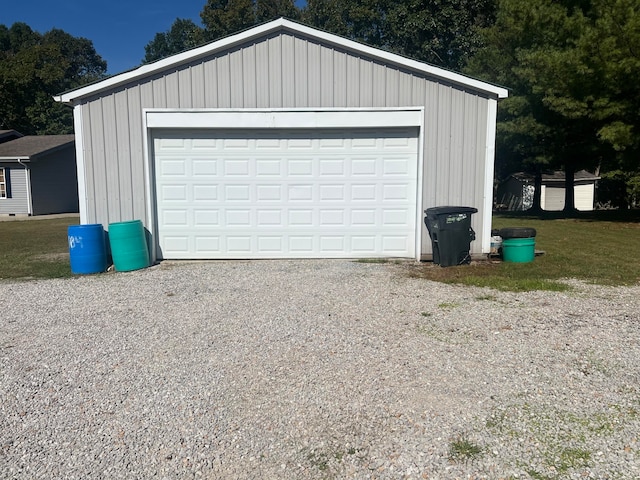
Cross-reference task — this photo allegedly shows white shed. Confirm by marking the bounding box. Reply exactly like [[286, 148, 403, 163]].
[[55, 18, 507, 262]]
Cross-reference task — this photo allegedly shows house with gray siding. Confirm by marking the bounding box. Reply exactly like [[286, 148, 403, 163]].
[[55, 18, 507, 262], [0, 135, 78, 216]]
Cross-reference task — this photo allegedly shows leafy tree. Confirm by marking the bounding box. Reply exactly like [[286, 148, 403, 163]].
[[143, 18, 205, 63], [468, 0, 640, 212], [256, 0, 299, 23], [302, 0, 496, 70], [200, 0, 259, 41], [0, 23, 107, 135]]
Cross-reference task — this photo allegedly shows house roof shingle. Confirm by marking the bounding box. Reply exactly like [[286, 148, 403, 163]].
[[0, 130, 24, 144], [0, 135, 75, 160]]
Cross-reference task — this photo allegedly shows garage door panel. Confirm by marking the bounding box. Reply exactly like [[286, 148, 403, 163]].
[[154, 128, 418, 259]]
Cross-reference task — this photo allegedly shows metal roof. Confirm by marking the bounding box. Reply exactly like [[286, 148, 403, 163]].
[[55, 18, 508, 105], [510, 170, 601, 183], [0, 135, 75, 160]]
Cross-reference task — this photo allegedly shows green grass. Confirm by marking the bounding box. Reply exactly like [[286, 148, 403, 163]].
[[409, 210, 640, 291], [0, 217, 78, 280], [448, 437, 483, 462], [2, 211, 640, 289]]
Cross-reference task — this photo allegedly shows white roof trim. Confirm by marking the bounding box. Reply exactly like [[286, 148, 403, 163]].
[[54, 18, 508, 104]]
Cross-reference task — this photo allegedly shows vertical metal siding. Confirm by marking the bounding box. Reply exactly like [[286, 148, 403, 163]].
[[333, 50, 347, 106], [359, 60, 373, 106], [307, 41, 321, 106], [191, 63, 206, 107], [165, 71, 180, 107], [267, 36, 283, 107], [152, 75, 167, 108], [87, 99, 106, 222], [345, 55, 360, 107], [217, 54, 231, 108], [448, 87, 466, 203], [281, 35, 295, 106], [115, 89, 133, 220], [77, 31, 495, 257], [293, 37, 308, 107], [320, 46, 333, 107], [255, 41, 270, 108], [242, 46, 257, 107], [203, 59, 217, 107], [101, 94, 121, 222]]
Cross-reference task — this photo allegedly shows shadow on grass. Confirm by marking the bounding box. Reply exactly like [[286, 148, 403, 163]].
[[494, 208, 640, 223]]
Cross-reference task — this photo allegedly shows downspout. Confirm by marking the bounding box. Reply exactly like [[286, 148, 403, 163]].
[[17, 159, 33, 215]]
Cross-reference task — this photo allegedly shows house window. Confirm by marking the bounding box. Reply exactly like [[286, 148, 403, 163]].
[[0, 168, 6, 199]]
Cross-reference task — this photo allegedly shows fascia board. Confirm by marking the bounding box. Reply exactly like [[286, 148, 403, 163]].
[[55, 18, 508, 104]]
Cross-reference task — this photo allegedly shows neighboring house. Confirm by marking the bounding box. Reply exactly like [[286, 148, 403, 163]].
[[0, 135, 79, 216], [55, 18, 508, 262], [0, 130, 24, 144], [498, 170, 601, 211]]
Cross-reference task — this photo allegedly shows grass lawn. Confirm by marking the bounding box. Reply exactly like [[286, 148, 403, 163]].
[[409, 210, 640, 291], [0, 217, 78, 280], [1, 212, 639, 291]]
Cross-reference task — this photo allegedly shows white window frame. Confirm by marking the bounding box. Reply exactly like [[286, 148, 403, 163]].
[[0, 167, 6, 199]]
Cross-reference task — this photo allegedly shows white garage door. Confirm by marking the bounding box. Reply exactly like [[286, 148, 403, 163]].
[[153, 128, 419, 259]]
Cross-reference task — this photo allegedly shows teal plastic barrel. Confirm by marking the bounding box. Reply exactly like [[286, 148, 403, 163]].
[[68, 224, 108, 274], [502, 237, 535, 263], [108, 220, 150, 272]]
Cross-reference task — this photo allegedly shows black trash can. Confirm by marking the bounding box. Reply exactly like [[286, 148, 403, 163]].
[[424, 206, 478, 267]]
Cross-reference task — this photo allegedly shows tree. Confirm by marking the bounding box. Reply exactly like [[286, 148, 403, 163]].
[[200, 0, 300, 41], [468, 0, 640, 212], [200, 0, 258, 41], [0, 23, 107, 135], [143, 18, 205, 63], [302, 0, 496, 70], [256, 0, 299, 23]]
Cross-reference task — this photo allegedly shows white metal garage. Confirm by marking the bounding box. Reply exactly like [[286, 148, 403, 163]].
[[55, 18, 508, 262]]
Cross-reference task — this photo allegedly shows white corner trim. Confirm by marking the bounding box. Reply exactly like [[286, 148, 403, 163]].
[[482, 98, 498, 254], [145, 108, 423, 130], [55, 18, 507, 104], [142, 113, 157, 263], [72, 105, 88, 224], [414, 110, 426, 261]]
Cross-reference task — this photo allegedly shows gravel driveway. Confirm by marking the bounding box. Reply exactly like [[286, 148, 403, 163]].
[[2, 260, 640, 479]]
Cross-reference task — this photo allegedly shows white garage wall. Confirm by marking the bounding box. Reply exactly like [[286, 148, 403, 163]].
[[72, 29, 494, 258]]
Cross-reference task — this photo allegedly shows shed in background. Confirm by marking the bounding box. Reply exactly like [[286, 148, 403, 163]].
[[498, 170, 601, 212]]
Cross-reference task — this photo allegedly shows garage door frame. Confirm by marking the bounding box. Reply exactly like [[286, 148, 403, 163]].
[[143, 108, 425, 261]]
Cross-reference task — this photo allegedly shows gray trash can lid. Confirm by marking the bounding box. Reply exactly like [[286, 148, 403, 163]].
[[424, 206, 478, 216]]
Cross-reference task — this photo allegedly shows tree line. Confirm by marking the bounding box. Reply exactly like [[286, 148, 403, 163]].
[[1, 0, 638, 210]]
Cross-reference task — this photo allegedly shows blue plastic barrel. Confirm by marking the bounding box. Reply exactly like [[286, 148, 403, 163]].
[[68, 224, 108, 274], [108, 220, 150, 272]]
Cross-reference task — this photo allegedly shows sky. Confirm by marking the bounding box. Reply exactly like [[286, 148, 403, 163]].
[[2, 0, 207, 74]]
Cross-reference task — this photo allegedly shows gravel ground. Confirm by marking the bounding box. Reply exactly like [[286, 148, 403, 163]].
[[1, 259, 640, 479]]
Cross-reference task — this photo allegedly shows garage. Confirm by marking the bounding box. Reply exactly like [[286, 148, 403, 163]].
[[55, 18, 507, 262], [153, 126, 419, 259]]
